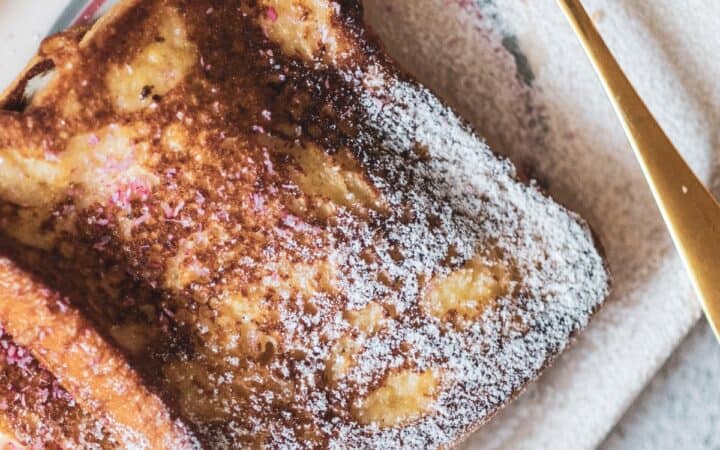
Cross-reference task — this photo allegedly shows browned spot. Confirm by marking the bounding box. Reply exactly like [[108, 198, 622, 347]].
[[0, 258, 193, 449]]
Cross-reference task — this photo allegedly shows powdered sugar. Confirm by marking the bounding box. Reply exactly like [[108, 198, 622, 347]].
[[204, 64, 607, 448], [300, 68, 609, 448], [0, 1, 609, 447], [177, 65, 607, 448]]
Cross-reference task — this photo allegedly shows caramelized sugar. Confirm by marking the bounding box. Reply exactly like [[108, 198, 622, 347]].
[[0, 0, 609, 448]]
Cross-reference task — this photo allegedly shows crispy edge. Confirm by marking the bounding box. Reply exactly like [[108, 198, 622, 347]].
[[0, 257, 195, 450]]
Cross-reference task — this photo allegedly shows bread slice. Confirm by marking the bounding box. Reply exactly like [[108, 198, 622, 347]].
[[0, 0, 610, 448]]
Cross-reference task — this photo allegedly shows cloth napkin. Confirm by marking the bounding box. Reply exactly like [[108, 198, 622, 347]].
[[2, 1, 718, 449]]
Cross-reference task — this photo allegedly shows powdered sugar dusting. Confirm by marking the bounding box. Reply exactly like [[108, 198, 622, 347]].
[[201, 61, 606, 448], [0, 1, 609, 447], [297, 66, 609, 448]]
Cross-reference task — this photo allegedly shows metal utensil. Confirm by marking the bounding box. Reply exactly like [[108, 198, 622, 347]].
[[558, 0, 720, 340]]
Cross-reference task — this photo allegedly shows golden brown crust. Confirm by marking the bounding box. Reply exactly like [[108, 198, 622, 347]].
[[0, 0, 610, 448], [0, 327, 115, 449], [0, 257, 194, 450]]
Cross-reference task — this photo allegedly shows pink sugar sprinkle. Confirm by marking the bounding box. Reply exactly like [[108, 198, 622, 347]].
[[282, 214, 310, 231], [111, 180, 151, 208], [52, 380, 72, 402], [172, 200, 186, 218], [250, 193, 265, 212], [266, 6, 278, 22], [5, 344, 32, 370], [56, 297, 70, 313], [162, 200, 185, 219], [88, 134, 100, 147], [161, 202, 174, 218], [262, 148, 276, 175], [133, 211, 151, 228], [44, 149, 59, 162], [216, 210, 230, 221], [39, 388, 49, 404], [93, 235, 112, 251]]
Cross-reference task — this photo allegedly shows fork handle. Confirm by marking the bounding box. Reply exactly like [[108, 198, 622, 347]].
[[558, 0, 720, 340]]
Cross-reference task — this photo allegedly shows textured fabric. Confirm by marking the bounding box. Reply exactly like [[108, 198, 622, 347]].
[[1, 1, 718, 449], [602, 322, 720, 450]]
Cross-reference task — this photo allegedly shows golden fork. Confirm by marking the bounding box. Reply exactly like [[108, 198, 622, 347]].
[[557, 0, 720, 340]]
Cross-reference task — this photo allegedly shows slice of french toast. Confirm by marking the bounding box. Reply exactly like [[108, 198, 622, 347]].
[[0, 0, 610, 448]]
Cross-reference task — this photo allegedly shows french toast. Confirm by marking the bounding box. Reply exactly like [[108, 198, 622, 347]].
[[0, 0, 610, 448]]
